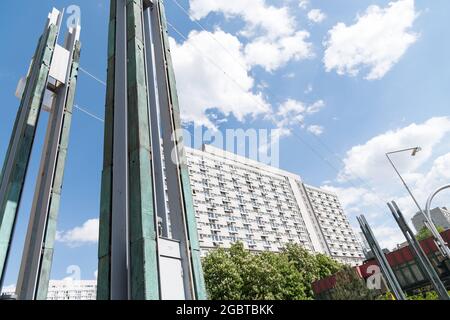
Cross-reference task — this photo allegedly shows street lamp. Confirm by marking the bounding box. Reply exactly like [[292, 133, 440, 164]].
[[386, 147, 450, 258], [425, 185, 450, 258], [385, 147, 423, 213]]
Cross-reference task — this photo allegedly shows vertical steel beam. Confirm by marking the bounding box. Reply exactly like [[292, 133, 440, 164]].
[[126, 0, 159, 300], [143, 7, 169, 238], [98, 0, 131, 300], [388, 201, 450, 300], [16, 21, 81, 300], [97, 0, 117, 300], [0, 15, 59, 289], [110, 0, 130, 301], [98, 0, 160, 300], [98, 0, 206, 300], [150, 0, 206, 299]]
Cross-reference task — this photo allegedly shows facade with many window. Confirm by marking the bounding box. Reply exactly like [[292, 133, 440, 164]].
[[186, 145, 364, 266], [1, 280, 97, 300], [300, 185, 365, 266]]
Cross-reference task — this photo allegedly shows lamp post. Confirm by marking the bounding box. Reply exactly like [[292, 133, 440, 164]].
[[425, 185, 450, 258], [385, 147, 422, 212], [386, 147, 450, 258]]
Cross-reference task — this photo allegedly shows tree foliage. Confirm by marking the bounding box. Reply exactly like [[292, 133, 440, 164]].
[[416, 225, 445, 241], [407, 291, 439, 300], [282, 244, 342, 297], [202, 242, 343, 300]]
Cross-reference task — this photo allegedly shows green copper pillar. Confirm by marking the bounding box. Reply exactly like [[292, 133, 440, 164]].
[[97, 0, 206, 300], [0, 9, 82, 300]]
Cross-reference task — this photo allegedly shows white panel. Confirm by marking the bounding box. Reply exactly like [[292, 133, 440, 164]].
[[159, 256, 185, 300], [49, 45, 70, 84], [158, 238, 181, 259]]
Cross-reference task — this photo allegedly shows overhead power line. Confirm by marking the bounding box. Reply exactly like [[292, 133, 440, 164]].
[[73, 18, 389, 215], [79, 66, 106, 86], [166, 19, 389, 212], [74, 104, 104, 123]]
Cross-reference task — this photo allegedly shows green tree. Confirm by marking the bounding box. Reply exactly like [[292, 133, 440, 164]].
[[407, 291, 439, 300], [203, 242, 344, 300], [315, 253, 343, 280], [283, 244, 342, 298], [203, 242, 308, 300], [201, 246, 244, 300], [242, 251, 307, 300], [416, 225, 445, 241], [329, 265, 378, 300]]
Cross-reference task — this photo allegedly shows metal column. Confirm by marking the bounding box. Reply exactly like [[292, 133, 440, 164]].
[[358, 215, 406, 300], [0, 10, 60, 290], [97, 0, 206, 300], [0, 9, 82, 299], [16, 24, 81, 301], [387, 201, 450, 300]]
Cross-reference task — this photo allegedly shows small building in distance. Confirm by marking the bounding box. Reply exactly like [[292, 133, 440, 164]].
[[412, 207, 450, 233]]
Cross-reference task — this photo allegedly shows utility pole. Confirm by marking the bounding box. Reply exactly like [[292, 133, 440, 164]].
[[386, 147, 449, 259], [97, 0, 206, 300], [0, 9, 81, 300]]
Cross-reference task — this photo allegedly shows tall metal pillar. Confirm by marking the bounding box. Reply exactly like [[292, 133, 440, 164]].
[[0, 9, 80, 299], [97, 0, 206, 300], [18, 24, 81, 301], [0, 9, 81, 299], [387, 201, 450, 300], [357, 215, 406, 300]]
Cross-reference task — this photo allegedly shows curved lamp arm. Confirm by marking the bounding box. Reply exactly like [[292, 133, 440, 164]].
[[424, 184, 450, 258]]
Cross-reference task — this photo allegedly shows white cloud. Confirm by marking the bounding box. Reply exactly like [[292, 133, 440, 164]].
[[245, 31, 313, 72], [325, 117, 450, 249], [170, 30, 270, 128], [372, 225, 406, 250], [304, 84, 313, 94], [299, 0, 309, 10], [189, 0, 314, 72], [269, 99, 326, 138], [189, 0, 296, 39], [323, 0, 419, 80], [339, 117, 450, 184], [56, 219, 99, 247], [307, 125, 324, 136], [306, 100, 325, 114], [308, 9, 326, 23], [283, 72, 296, 78], [278, 99, 306, 116]]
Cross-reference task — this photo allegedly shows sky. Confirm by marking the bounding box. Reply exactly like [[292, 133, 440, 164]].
[[0, 0, 449, 289]]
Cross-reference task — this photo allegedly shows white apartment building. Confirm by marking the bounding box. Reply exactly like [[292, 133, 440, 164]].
[[1, 280, 97, 300], [300, 185, 365, 266], [186, 145, 364, 266], [46, 280, 97, 300]]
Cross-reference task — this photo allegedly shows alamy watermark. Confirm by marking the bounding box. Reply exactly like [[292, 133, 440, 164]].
[[366, 265, 384, 290], [172, 127, 282, 169], [66, 5, 81, 29]]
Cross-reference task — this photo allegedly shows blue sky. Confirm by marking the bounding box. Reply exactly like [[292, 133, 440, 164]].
[[1, 0, 449, 287]]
